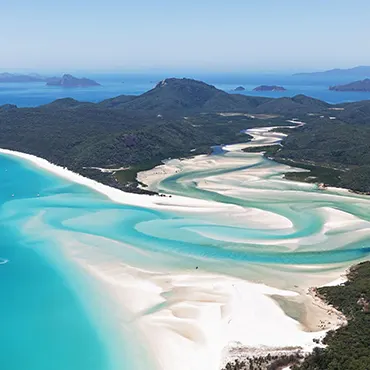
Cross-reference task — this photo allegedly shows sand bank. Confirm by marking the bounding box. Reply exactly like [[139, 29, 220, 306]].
[[83, 166, 130, 173], [0, 148, 246, 216], [1, 121, 367, 370], [73, 251, 342, 370]]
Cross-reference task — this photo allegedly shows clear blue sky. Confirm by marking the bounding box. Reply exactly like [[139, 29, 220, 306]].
[[2, 0, 369, 72]]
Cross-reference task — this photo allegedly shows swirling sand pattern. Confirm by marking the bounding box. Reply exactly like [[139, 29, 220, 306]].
[[0, 126, 369, 370], [140, 127, 370, 275]]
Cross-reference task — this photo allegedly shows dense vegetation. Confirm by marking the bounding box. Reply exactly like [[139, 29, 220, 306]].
[[0, 104, 253, 191], [294, 262, 370, 370], [329, 78, 370, 92], [275, 118, 370, 192], [1, 77, 370, 192], [222, 353, 303, 370], [0, 78, 303, 191], [242, 144, 282, 156]]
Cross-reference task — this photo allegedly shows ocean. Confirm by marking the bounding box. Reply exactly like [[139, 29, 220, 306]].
[[1, 72, 370, 107]]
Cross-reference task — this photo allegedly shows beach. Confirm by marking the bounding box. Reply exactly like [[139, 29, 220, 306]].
[[1, 125, 369, 369]]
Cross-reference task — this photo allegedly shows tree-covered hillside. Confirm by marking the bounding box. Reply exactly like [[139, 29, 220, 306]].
[[1, 77, 370, 193], [295, 262, 370, 370], [275, 118, 370, 193]]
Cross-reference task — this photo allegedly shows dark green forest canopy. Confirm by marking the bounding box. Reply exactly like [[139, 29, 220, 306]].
[[1, 78, 370, 192], [274, 117, 370, 192], [294, 262, 370, 370]]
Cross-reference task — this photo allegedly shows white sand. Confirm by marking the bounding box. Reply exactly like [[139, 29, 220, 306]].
[[0, 148, 245, 215], [222, 126, 290, 152], [133, 124, 370, 368], [83, 166, 129, 173], [138, 125, 300, 189], [0, 122, 364, 370], [322, 276, 348, 287], [21, 203, 342, 370], [72, 255, 339, 370]]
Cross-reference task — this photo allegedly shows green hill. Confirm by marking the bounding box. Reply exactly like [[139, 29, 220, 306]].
[[330, 78, 370, 92], [1, 77, 370, 192]]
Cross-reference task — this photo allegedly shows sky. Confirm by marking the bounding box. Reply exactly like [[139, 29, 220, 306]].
[[1, 0, 370, 73]]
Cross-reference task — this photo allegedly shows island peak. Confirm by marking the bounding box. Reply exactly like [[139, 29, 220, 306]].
[[46, 74, 100, 88], [253, 85, 286, 92], [329, 78, 370, 92]]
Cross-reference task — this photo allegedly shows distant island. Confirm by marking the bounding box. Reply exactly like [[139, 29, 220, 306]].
[[46, 74, 100, 88], [233, 86, 245, 92], [0, 72, 45, 83], [0, 72, 101, 87], [223, 261, 370, 370], [253, 85, 286, 92], [329, 78, 370, 92], [294, 65, 370, 78]]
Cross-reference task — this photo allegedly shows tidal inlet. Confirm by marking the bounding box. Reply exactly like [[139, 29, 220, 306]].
[[1, 127, 369, 370]]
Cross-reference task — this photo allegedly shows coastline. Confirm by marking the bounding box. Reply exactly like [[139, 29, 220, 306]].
[[1, 125, 368, 370], [0, 148, 242, 215]]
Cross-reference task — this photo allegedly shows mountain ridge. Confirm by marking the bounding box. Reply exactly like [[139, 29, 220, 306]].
[[294, 66, 370, 78], [329, 78, 370, 92], [46, 74, 100, 88], [0, 72, 46, 83], [98, 78, 330, 115], [1, 77, 370, 193]]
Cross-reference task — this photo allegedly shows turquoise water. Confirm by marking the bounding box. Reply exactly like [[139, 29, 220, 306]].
[[1, 139, 370, 369], [0, 155, 141, 370], [155, 154, 370, 265]]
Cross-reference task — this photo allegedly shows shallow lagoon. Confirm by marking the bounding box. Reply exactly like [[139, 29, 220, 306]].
[[1, 127, 370, 369]]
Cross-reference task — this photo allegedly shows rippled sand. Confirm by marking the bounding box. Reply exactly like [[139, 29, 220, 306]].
[[1, 125, 369, 370]]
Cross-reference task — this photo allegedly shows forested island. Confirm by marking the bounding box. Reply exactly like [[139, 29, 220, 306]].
[[0, 72, 101, 87], [253, 85, 286, 92], [233, 86, 246, 91], [1, 77, 370, 193], [46, 74, 100, 87], [329, 78, 370, 92]]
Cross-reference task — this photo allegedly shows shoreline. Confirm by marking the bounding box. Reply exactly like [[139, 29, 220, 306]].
[[0, 125, 366, 370], [0, 148, 244, 215], [137, 125, 365, 199]]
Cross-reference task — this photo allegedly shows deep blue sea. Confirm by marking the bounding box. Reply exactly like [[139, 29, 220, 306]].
[[1, 72, 370, 107]]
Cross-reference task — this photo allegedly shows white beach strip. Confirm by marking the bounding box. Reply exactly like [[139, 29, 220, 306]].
[[286, 120, 305, 125], [321, 276, 348, 287], [0, 148, 244, 214], [138, 124, 303, 190], [222, 126, 289, 152], [82, 166, 130, 173]]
